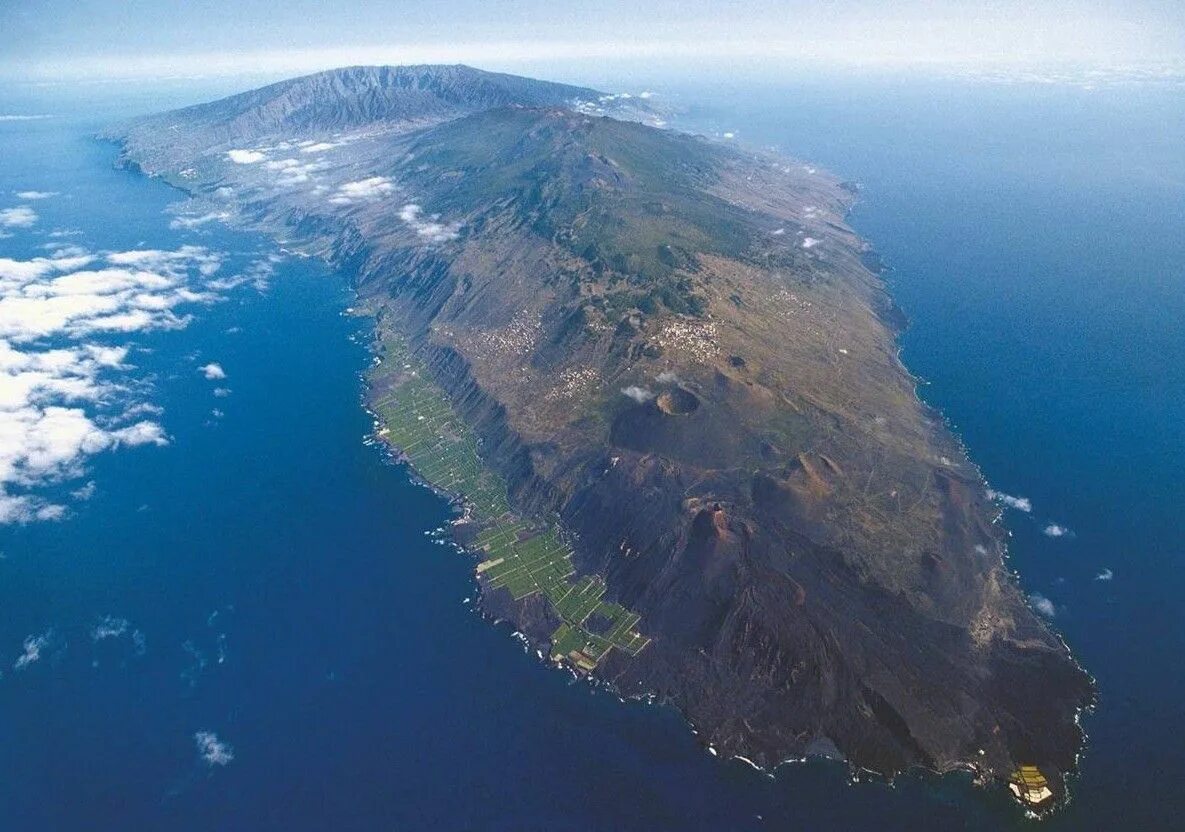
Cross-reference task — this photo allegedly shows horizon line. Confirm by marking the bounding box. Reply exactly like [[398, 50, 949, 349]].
[[8, 40, 1185, 85]]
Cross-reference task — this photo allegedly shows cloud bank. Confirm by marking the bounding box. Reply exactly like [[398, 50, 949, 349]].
[[0, 245, 227, 523], [0, 207, 38, 229]]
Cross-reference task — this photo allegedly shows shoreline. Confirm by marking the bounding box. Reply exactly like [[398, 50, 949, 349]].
[[104, 100, 1090, 812]]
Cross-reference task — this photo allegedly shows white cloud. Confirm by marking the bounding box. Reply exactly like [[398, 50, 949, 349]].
[[986, 489, 1032, 512], [15, 191, 57, 200], [261, 157, 328, 187], [71, 480, 96, 501], [802, 237, 821, 249], [1095, 568, 1114, 581], [621, 385, 655, 403], [397, 203, 461, 242], [106, 245, 222, 276], [1028, 592, 1056, 617], [212, 387, 231, 397], [0, 207, 38, 228], [110, 421, 169, 446], [0, 115, 52, 122], [13, 630, 52, 669], [0, 245, 228, 523], [0, 259, 219, 342], [194, 730, 234, 766], [170, 211, 229, 230], [0, 253, 95, 282], [198, 362, 226, 380], [300, 142, 338, 153], [91, 615, 129, 641], [1043, 523, 1071, 538], [329, 177, 396, 205], [226, 149, 265, 165]]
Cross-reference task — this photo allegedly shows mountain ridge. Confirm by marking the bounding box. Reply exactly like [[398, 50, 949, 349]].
[[105, 64, 658, 162]]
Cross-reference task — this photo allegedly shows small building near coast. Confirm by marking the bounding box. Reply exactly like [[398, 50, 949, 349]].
[[1009, 766, 1054, 806]]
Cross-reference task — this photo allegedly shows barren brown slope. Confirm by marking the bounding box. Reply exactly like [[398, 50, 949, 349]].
[[111, 73, 1092, 802]]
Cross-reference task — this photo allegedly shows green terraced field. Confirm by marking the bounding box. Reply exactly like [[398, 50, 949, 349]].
[[369, 330, 649, 670]]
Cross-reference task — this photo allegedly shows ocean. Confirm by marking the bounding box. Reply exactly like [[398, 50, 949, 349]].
[[0, 73, 1181, 830]]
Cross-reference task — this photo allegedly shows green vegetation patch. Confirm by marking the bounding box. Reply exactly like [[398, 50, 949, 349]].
[[369, 330, 650, 670]]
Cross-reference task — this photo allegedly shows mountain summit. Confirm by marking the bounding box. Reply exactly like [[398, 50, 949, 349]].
[[109, 64, 655, 160]]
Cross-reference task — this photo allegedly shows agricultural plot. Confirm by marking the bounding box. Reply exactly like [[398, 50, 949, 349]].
[[369, 330, 650, 671]]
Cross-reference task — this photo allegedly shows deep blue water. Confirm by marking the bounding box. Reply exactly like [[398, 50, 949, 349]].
[[0, 77, 1181, 830]]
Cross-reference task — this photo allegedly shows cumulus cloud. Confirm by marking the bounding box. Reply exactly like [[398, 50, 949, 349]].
[[15, 191, 57, 200], [226, 149, 265, 164], [169, 211, 229, 230], [802, 237, 821, 249], [655, 371, 681, 384], [328, 177, 396, 205], [0, 252, 95, 282], [194, 731, 234, 766], [91, 615, 130, 641], [13, 630, 52, 669], [261, 157, 328, 186], [110, 421, 169, 446], [0, 245, 226, 523], [622, 385, 655, 403], [198, 362, 226, 380], [1095, 568, 1114, 581], [986, 489, 1032, 512], [397, 203, 461, 242], [1028, 592, 1056, 617], [0, 249, 221, 343], [1043, 523, 1072, 538], [0, 207, 38, 228], [300, 142, 338, 153]]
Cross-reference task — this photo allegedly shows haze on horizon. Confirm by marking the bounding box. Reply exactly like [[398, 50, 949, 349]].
[[2, 0, 1184, 84]]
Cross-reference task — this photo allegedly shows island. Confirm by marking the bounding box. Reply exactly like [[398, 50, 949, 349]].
[[105, 64, 1093, 809]]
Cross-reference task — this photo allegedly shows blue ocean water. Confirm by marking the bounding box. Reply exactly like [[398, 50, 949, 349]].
[[0, 77, 1181, 830]]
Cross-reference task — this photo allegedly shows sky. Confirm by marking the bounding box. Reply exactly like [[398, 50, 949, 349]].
[[1, 0, 1184, 84]]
